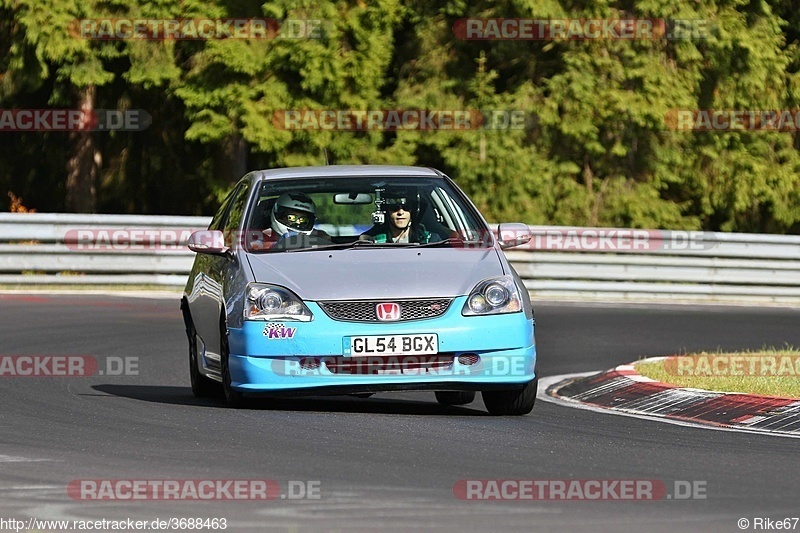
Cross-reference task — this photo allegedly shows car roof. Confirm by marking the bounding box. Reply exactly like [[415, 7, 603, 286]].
[[253, 165, 442, 181]]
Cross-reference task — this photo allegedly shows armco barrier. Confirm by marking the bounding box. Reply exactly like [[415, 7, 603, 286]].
[[1, 214, 799, 303], [507, 226, 800, 303], [0, 213, 209, 287]]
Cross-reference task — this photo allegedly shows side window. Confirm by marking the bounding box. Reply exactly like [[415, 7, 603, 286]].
[[223, 181, 252, 247], [209, 186, 239, 231], [432, 186, 481, 240], [208, 182, 245, 231]]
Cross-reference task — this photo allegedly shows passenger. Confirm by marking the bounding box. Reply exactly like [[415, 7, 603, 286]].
[[360, 199, 438, 244]]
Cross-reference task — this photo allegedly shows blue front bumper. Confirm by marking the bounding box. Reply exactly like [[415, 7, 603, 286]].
[[226, 297, 536, 394]]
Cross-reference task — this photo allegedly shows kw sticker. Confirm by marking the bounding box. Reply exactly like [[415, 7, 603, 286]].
[[263, 323, 297, 339]]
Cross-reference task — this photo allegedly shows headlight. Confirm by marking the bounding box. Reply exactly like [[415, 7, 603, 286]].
[[245, 284, 313, 321], [462, 276, 522, 316]]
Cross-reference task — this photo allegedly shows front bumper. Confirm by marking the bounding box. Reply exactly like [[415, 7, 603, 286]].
[[226, 297, 536, 394]]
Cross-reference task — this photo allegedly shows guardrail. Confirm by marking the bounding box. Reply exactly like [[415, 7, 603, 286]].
[[506, 226, 800, 303], [0, 213, 208, 287], [1, 213, 799, 303]]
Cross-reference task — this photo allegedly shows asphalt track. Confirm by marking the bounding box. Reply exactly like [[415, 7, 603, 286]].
[[0, 294, 799, 532]]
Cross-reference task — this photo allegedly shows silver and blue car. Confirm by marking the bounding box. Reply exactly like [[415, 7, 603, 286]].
[[181, 165, 537, 415]]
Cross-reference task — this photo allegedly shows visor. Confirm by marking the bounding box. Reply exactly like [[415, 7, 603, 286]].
[[276, 208, 315, 232]]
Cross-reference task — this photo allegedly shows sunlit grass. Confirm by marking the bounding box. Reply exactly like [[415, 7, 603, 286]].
[[634, 348, 800, 399]]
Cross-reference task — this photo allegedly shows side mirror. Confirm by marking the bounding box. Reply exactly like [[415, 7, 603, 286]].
[[187, 230, 229, 255], [497, 223, 532, 249]]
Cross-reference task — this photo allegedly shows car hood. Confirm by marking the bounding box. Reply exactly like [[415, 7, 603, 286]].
[[246, 248, 504, 300]]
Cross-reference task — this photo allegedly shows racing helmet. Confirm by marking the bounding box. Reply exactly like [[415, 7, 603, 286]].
[[270, 192, 316, 235]]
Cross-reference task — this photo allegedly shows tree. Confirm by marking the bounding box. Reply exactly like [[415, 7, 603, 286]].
[[2, 0, 118, 212]]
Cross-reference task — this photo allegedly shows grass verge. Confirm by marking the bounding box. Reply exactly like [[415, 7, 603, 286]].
[[634, 349, 800, 399]]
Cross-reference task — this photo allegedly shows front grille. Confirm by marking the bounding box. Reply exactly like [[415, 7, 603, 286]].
[[317, 299, 452, 322]]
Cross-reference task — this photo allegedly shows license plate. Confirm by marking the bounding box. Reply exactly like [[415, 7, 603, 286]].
[[348, 334, 438, 356]]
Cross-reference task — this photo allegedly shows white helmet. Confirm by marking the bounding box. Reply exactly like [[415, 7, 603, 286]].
[[270, 192, 316, 235]]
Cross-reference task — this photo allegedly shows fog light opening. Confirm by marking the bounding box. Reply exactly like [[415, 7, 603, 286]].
[[457, 353, 480, 366], [299, 357, 321, 370]]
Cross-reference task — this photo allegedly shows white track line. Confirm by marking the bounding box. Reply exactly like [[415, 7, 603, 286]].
[[0, 454, 52, 463]]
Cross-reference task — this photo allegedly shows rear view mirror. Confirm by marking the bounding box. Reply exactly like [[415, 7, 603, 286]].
[[334, 192, 373, 204]]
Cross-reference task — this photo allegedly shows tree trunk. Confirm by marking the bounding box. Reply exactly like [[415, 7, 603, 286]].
[[219, 134, 248, 184], [65, 85, 99, 213], [584, 159, 596, 226]]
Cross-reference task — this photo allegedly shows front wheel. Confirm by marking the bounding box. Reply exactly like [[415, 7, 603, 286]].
[[434, 391, 476, 406], [482, 378, 537, 416]]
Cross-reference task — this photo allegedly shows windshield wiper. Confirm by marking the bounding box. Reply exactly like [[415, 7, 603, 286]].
[[277, 238, 486, 252], [416, 237, 488, 248], [281, 240, 401, 252]]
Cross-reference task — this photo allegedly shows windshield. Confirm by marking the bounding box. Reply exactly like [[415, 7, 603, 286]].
[[244, 176, 492, 252]]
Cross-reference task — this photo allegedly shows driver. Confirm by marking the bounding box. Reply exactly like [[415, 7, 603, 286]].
[[251, 192, 330, 250], [270, 192, 318, 236]]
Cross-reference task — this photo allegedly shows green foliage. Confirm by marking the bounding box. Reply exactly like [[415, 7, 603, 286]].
[[0, 0, 799, 232]]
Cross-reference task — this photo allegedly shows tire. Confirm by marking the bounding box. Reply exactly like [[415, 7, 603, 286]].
[[435, 391, 476, 406], [220, 321, 246, 408], [482, 378, 537, 416], [188, 321, 222, 398], [349, 393, 374, 398]]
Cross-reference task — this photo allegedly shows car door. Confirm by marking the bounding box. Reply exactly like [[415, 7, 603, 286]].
[[188, 177, 253, 375]]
